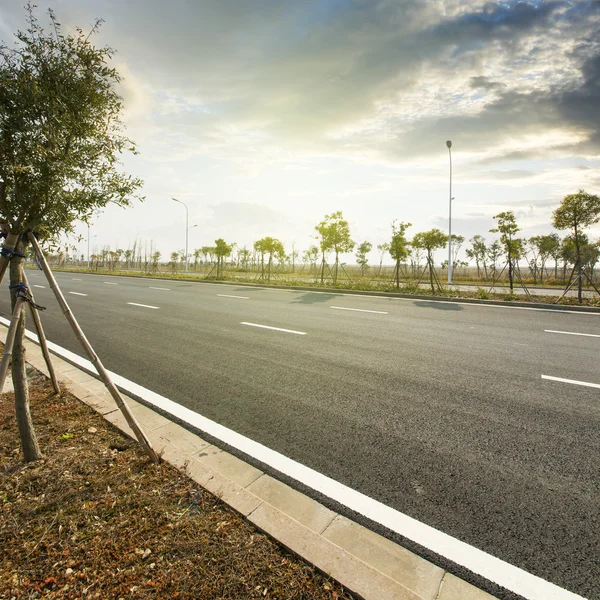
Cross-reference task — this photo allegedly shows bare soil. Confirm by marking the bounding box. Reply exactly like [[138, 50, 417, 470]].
[[0, 369, 355, 599]]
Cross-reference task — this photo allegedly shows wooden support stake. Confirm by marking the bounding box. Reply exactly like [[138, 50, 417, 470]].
[[0, 297, 25, 394], [0, 233, 20, 287], [27, 232, 159, 463], [22, 272, 60, 394]]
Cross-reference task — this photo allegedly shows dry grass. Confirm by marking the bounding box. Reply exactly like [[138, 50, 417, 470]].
[[0, 371, 355, 599]]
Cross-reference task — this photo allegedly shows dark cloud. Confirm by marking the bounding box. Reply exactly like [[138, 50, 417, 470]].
[[470, 76, 506, 91]]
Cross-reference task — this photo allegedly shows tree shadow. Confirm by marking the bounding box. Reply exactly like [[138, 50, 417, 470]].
[[413, 300, 463, 311], [291, 292, 343, 304]]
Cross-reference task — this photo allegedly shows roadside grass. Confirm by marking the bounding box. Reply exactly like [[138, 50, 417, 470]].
[[0, 367, 354, 600], [39, 266, 600, 307]]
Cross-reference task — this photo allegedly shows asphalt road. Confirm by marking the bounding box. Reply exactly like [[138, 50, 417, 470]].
[[2, 271, 599, 599]]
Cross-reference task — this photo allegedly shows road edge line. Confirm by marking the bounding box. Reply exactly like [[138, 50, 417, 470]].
[[0, 317, 587, 600]]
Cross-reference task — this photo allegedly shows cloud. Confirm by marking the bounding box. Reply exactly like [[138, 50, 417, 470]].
[[82, 0, 598, 166]]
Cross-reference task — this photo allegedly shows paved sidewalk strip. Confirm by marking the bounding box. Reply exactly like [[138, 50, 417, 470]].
[[2, 327, 498, 600]]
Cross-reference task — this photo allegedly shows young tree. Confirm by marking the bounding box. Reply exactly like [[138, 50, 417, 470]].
[[490, 211, 521, 292], [253, 239, 267, 277], [552, 189, 600, 303], [450, 234, 465, 270], [466, 235, 488, 279], [546, 233, 562, 280], [315, 211, 354, 285], [0, 7, 142, 461], [528, 234, 559, 283], [254, 237, 284, 281], [193, 248, 202, 271], [355, 241, 372, 276], [239, 247, 251, 270], [214, 238, 233, 277], [169, 251, 179, 273], [411, 229, 449, 293], [389, 221, 411, 289], [377, 242, 390, 275], [302, 245, 319, 271]]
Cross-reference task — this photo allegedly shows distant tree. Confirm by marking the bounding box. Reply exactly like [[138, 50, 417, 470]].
[[411, 229, 449, 293], [169, 251, 179, 273], [450, 234, 465, 270], [290, 242, 298, 272], [389, 221, 411, 289], [124, 249, 134, 269], [546, 233, 562, 280], [239, 247, 251, 270], [193, 248, 202, 271], [254, 237, 284, 281], [150, 251, 160, 273], [466, 235, 488, 279], [302, 245, 319, 271], [377, 242, 390, 275], [487, 241, 502, 278], [214, 238, 233, 277], [253, 239, 267, 276], [528, 234, 558, 284], [552, 189, 600, 303], [355, 241, 372, 276], [490, 211, 522, 292], [315, 211, 354, 285]]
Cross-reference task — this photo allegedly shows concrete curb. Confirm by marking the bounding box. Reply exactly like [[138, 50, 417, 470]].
[[40, 268, 600, 314], [3, 328, 498, 600]]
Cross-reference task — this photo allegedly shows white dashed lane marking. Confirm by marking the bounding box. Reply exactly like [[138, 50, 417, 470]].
[[128, 302, 160, 310], [545, 329, 600, 338], [542, 375, 600, 389], [68, 292, 87, 296], [241, 322, 306, 335], [330, 306, 388, 314], [218, 294, 249, 299]]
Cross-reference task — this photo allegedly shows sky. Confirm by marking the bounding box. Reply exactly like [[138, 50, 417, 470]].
[[1, 0, 599, 264]]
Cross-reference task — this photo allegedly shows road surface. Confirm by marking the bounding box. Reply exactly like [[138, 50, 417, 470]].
[[2, 271, 599, 600]]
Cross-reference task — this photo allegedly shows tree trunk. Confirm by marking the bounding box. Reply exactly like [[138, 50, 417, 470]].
[[334, 252, 339, 285], [320, 253, 325, 284], [575, 225, 582, 304], [396, 258, 400, 289], [428, 253, 434, 293], [9, 241, 42, 462]]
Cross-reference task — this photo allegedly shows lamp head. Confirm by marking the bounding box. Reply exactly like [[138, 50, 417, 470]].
[[446, 140, 452, 148]]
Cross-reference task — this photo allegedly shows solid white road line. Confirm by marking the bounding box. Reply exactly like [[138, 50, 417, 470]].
[[218, 294, 249, 299], [545, 329, 600, 338], [68, 292, 87, 296], [33, 285, 45, 289], [0, 316, 584, 600], [330, 306, 388, 314], [127, 302, 159, 310], [104, 282, 118, 285], [72, 278, 82, 281], [542, 374, 600, 389], [241, 322, 306, 335], [149, 287, 170, 291]]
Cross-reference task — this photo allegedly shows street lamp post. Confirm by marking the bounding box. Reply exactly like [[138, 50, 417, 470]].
[[446, 140, 453, 284], [172, 197, 190, 272]]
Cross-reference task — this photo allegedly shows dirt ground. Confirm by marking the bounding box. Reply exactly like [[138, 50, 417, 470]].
[[0, 368, 355, 599]]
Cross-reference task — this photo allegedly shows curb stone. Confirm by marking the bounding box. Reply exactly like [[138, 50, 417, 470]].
[[1, 327, 499, 600]]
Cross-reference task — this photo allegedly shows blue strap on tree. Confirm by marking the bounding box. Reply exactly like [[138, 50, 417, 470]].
[[1, 247, 26, 258], [9, 282, 46, 311]]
